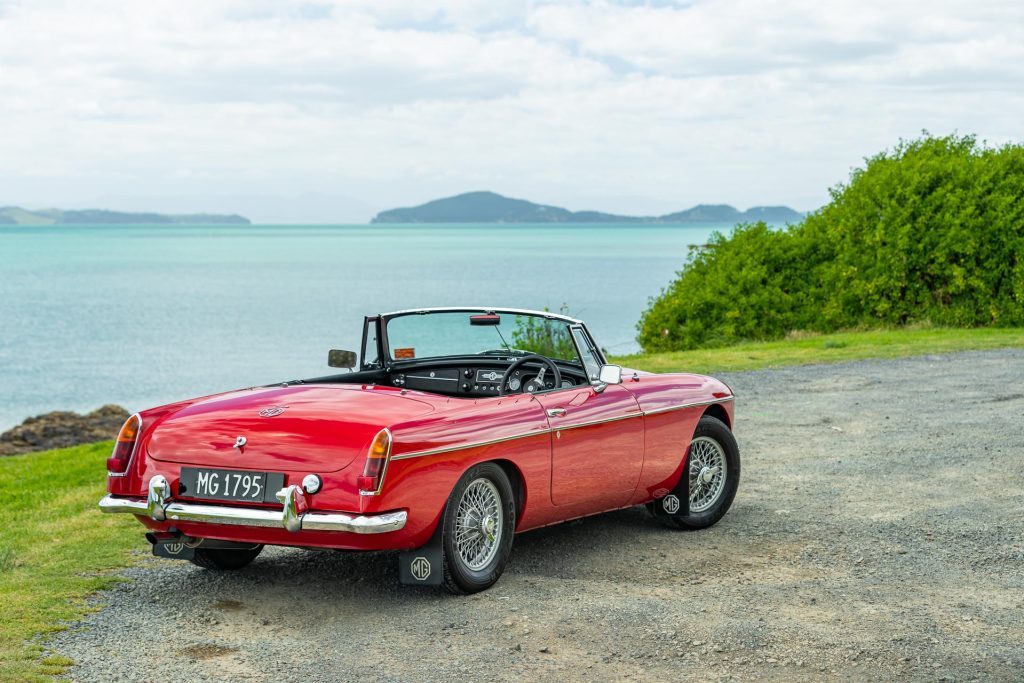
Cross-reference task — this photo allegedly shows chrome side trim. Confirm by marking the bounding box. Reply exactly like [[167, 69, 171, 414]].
[[389, 397, 734, 461], [558, 413, 643, 431], [390, 428, 553, 461], [641, 396, 735, 417], [98, 486, 407, 535]]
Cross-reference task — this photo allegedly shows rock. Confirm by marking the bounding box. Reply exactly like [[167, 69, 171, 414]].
[[0, 404, 129, 456]]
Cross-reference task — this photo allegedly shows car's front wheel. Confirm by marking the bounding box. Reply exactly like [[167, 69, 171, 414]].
[[441, 463, 516, 594], [651, 415, 740, 530], [190, 544, 264, 570]]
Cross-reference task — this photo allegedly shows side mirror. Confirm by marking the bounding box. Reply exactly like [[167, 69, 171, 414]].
[[592, 364, 622, 393], [599, 364, 623, 385], [328, 349, 357, 370]]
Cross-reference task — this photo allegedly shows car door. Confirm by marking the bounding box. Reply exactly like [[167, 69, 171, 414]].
[[534, 384, 644, 509]]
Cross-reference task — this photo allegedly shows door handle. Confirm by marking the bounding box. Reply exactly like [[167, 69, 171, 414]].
[[546, 408, 567, 418]]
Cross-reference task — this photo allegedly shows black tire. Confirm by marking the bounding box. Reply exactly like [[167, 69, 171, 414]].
[[650, 415, 740, 530], [441, 462, 516, 594], [190, 545, 264, 570]]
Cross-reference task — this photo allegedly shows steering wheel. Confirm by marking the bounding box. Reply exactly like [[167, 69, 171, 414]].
[[500, 355, 562, 396]]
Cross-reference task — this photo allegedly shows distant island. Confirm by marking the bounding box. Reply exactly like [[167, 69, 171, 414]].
[[371, 191, 804, 224], [0, 206, 250, 225]]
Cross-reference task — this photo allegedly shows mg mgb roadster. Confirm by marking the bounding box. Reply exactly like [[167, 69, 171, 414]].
[[100, 307, 740, 593]]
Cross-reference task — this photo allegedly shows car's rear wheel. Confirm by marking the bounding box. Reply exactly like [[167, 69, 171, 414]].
[[441, 463, 516, 594], [190, 544, 264, 570], [651, 415, 740, 530]]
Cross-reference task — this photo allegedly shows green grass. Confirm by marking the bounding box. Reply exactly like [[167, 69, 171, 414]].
[[0, 442, 142, 682], [611, 326, 1024, 374]]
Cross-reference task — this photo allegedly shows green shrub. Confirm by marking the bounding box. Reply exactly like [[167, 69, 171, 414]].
[[510, 304, 578, 359], [638, 134, 1024, 351]]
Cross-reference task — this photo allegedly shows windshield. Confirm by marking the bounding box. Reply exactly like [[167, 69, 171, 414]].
[[386, 311, 581, 362]]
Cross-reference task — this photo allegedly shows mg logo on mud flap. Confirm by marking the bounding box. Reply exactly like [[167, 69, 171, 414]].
[[662, 494, 681, 515], [410, 556, 431, 581], [164, 543, 185, 555]]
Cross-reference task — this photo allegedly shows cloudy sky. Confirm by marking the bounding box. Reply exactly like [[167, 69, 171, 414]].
[[1, 0, 1021, 222]]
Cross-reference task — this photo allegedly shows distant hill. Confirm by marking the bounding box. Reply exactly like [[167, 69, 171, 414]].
[[370, 191, 640, 224], [371, 191, 804, 224], [0, 206, 250, 225]]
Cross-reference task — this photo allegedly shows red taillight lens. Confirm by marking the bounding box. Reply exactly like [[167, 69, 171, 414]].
[[107, 414, 141, 475], [358, 429, 392, 494]]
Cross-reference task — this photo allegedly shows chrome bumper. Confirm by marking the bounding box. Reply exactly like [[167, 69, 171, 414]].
[[99, 475, 407, 535]]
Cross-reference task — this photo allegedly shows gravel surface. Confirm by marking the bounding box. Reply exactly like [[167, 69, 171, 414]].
[[49, 350, 1024, 682]]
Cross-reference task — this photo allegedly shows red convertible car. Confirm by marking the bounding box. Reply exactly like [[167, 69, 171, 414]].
[[100, 307, 739, 593]]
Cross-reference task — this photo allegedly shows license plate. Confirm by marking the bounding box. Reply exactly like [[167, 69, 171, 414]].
[[179, 467, 285, 504]]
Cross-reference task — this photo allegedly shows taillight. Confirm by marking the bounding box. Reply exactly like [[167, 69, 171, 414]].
[[107, 414, 141, 476], [357, 428, 392, 495]]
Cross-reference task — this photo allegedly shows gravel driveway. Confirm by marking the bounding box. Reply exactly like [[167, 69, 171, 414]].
[[50, 350, 1024, 682]]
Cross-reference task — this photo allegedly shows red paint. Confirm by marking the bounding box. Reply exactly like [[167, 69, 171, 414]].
[[535, 385, 642, 509], [108, 360, 734, 551]]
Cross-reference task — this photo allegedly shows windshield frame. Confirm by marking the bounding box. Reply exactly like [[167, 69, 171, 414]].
[[377, 307, 603, 366]]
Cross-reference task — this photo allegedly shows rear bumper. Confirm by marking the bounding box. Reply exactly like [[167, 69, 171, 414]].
[[99, 475, 407, 535]]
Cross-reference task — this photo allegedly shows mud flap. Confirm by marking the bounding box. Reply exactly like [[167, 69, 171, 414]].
[[653, 456, 691, 518], [399, 546, 443, 585], [152, 540, 196, 561], [399, 520, 444, 586]]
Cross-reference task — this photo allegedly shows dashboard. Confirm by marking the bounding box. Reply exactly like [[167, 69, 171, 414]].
[[389, 363, 582, 396]]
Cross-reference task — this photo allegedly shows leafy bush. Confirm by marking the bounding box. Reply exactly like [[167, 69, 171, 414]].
[[638, 134, 1024, 352], [511, 305, 578, 359]]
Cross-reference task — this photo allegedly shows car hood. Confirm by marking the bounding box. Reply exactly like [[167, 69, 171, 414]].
[[147, 384, 435, 473]]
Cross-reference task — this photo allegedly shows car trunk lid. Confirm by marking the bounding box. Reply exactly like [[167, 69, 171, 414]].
[[147, 385, 435, 473]]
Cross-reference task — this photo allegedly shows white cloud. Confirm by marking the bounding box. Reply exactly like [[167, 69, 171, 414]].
[[0, 0, 1021, 221]]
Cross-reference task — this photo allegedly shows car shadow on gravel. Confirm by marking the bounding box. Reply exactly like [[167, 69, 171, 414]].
[[232, 502, 761, 601], [239, 504, 674, 595]]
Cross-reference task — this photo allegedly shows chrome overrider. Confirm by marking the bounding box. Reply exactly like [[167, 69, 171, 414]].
[[98, 475, 407, 534]]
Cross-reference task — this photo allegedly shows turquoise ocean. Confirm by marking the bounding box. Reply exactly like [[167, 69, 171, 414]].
[[0, 223, 737, 430]]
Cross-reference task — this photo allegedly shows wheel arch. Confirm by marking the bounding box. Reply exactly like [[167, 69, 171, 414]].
[[701, 402, 731, 429], [487, 459, 527, 528]]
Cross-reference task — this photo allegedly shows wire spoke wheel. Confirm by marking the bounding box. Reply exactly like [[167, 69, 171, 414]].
[[688, 436, 728, 513], [454, 478, 503, 571]]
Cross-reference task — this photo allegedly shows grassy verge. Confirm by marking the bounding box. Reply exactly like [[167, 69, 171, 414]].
[[612, 326, 1024, 374], [0, 442, 142, 682]]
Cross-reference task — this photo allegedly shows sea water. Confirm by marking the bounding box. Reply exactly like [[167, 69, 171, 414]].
[[0, 222, 736, 429]]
